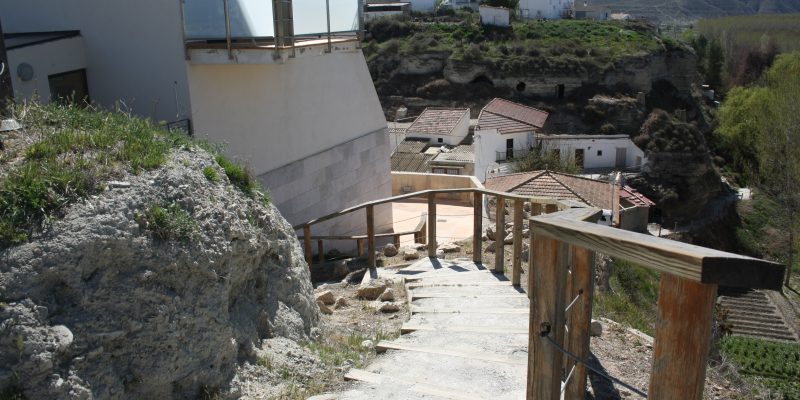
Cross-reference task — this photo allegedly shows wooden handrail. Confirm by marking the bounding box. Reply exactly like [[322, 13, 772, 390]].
[[530, 214, 785, 288]]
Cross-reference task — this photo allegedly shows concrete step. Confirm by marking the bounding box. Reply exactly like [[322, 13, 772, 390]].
[[727, 319, 795, 334], [411, 296, 531, 309]]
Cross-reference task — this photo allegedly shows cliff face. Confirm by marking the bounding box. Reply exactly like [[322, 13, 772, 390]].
[[0, 148, 318, 399]]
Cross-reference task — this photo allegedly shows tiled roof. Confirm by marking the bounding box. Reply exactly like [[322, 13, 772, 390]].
[[407, 108, 469, 136], [478, 98, 549, 134], [485, 170, 654, 209], [395, 140, 428, 154], [391, 152, 436, 173], [432, 145, 474, 163]]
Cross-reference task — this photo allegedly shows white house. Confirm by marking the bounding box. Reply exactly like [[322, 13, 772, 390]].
[[2, 0, 394, 247], [405, 108, 470, 146], [474, 98, 549, 181], [479, 5, 510, 27], [574, 2, 609, 20], [518, 0, 572, 19], [537, 134, 645, 171], [364, 2, 411, 22]]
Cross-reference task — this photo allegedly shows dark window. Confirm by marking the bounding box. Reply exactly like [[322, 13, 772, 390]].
[[437, 138, 443, 143], [597, 150, 603, 156], [447, 168, 459, 175], [48, 69, 90, 105]]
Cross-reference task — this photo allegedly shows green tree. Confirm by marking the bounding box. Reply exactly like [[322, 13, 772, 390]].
[[717, 52, 800, 285], [705, 38, 724, 89]]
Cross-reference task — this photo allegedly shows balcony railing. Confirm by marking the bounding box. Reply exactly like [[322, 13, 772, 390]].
[[496, 148, 530, 162]]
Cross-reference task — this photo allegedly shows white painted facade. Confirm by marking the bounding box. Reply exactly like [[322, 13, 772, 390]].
[[6, 36, 88, 103], [2, 0, 192, 122], [518, 0, 571, 19], [410, 0, 436, 12], [473, 127, 535, 181], [537, 134, 645, 171], [479, 6, 510, 27], [405, 111, 469, 146]]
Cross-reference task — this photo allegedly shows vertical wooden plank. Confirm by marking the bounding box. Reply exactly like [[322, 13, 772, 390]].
[[367, 205, 376, 268], [428, 193, 437, 258], [564, 246, 595, 400], [357, 238, 364, 257], [495, 195, 505, 273], [303, 225, 312, 267], [545, 204, 558, 214], [512, 199, 524, 286], [393, 234, 401, 248], [532, 203, 542, 216], [527, 233, 568, 400], [317, 240, 324, 265], [473, 192, 483, 264], [648, 274, 717, 400]]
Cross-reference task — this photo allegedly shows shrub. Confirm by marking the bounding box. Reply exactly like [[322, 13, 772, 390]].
[[142, 202, 197, 242], [600, 123, 616, 134], [202, 166, 219, 183]]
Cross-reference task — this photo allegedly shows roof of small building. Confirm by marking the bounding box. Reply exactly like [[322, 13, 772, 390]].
[[407, 108, 470, 136], [485, 170, 653, 209], [477, 98, 549, 134], [391, 152, 437, 173], [432, 145, 475, 163]]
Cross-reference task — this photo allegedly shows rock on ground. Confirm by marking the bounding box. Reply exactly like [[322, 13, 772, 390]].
[[357, 281, 389, 300], [316, 290, 336, 305], [383, 243, 398, 257], [0, 150, 318, 399]]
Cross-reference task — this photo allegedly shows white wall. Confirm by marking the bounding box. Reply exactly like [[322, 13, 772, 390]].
[[406, 112, 469, 146], [1, 0, 192, 122], [518, 0, 570, 19], [364, 11, 405, 21], [479, 6, 510, 27], [187, 50, 387, 177], [539, 136, 645, 170], [410, 0, 436, 12], [7, 36, 88, 103]]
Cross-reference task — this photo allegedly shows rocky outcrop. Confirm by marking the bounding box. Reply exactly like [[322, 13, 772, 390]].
[[0, 150, 318, 399]]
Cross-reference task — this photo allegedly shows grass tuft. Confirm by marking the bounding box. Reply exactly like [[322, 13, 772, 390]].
[[141, 203, 197, 242], [202, 166, 219, 183]]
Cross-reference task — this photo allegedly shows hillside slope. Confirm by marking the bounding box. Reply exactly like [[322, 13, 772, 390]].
[[593, 0, 800, 22]]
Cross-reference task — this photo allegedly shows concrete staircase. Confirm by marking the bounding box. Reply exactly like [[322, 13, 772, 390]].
[[328, 257, 530, 400], [718, 288, 798, 342]]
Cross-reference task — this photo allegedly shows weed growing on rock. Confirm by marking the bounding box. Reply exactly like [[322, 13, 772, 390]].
[[202, 166, 219, 183], [142, 203, 197, 242]]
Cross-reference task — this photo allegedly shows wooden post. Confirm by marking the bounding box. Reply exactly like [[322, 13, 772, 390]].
[[357, 238, 364, 257], [317, 240, 324, 265], [564, 246, 595, 400], [303, 225, 312, 267], [428, 193, 437, 258], [367, 205, 376, 268], [527, 234, 568, 400], [532, 203, 542, 216], [495, 195, 505, 273], [648, 274, 717, 400], [512, 199, 523, 286], [393, 234, 401, 248], [473, 192, 483, 264]]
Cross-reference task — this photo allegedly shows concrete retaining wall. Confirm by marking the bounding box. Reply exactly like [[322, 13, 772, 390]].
[[260, 128, 394, 250], [391, 171, 483, 204]]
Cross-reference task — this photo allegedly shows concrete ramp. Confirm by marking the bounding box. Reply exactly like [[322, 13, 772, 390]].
[[335, 257, 530, 400]]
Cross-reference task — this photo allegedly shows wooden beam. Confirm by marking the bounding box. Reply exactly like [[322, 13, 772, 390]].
[[495, 195, 505, 273], [512, 199, 524, 286], [473, 192, 483, 264], [375, 341, 526, 366], [564, 246, 595, 400], [393, 234, 401, 248], [428, 193, 437, 258], [648, 274, 717, 400], [356, 238, 364, 257], [317, 239, 324, 265], [530, 215, 785, 289], [401, 324, 529, 335], [367, 205, 375, 268], [303, 225, 312, 267], [527, 234, 568, 400]]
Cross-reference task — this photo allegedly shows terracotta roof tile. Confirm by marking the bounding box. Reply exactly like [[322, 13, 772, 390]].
[[407, 108, 469, 136], [478, 98, 549, 134]]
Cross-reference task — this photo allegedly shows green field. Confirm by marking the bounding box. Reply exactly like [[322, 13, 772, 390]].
[[721, 336, 800, 399]]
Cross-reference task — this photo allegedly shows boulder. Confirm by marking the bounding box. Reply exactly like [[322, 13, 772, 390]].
[[333, 260, 349, 278], [383, 243, 398, 257], [315, 290, 335, 305], [379, 288, 395, 302], [360, 340, 375, 350], [334, 297, 349, 309], [503, 233, 514, 245], [357, 281, 388, 300], [401, 246, 420, 261], [317, 300, 333, 315], [438, 242, 461, 253], [591, 320, 603, 337], [378, 303, 400, 313], [523, 202, 531, 213], [484, 244, 496, 253], [486, 226, 496, 241]]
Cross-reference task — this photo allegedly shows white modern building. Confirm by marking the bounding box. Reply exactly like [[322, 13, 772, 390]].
[[474, 98, 549, 181], [1, 0, 393, 247], [518, 0, 572, 19], [479, 5, 510, 27], [363, 2, 411, 22], [405, 108, 470, 146], [537, 134, 645, 171]]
